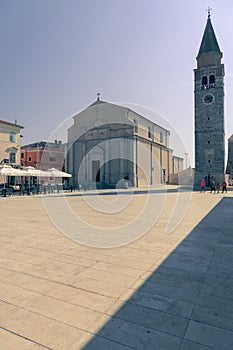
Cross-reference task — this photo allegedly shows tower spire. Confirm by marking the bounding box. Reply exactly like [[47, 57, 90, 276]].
[[196, 12, 222, 68], [198, 14, 221, 56]]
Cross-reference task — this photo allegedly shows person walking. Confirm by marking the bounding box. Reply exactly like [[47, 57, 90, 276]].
[[210, 178, 216, 193], [222, 180, 227, 193], [216, 182, 220, 194], [200, 179, 205, 193]]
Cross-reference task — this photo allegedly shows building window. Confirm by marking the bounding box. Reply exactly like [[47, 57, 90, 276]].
[[28, 156, 32, 162], [209, 75, 215, 87], [160, 132, 163, 143], [134, 120, 138, 133], [9, 131, 16, 142], [201, 76, 208, 89], [21, 153, 24, 158], [148, 126, 152, 138], [9, 152, 16, 163], [208, 160, 211, 163], [49, 156, 56, 162]]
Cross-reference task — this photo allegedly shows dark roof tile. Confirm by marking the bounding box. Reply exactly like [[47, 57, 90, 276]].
[[198, 17, 221, 56]]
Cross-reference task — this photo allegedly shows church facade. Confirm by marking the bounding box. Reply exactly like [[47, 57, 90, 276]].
[[67, 99, 183, 189], [194, 13, 225, 189]]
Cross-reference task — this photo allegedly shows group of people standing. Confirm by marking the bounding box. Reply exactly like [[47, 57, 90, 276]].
[[200, 177, 227, 193]]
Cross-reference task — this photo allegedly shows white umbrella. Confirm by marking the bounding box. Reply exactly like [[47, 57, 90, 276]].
[[47, 168, 72, 178], [0, 165, 27, 190], [0, 164, 27, 176], [23, 166, 46, 192], [39, 170, 52, 177], [24, 166, 45, 176], [15, 169, 28, 176]]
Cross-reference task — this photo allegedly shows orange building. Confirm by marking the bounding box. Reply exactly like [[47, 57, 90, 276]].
[[21, 140, 66, 171]]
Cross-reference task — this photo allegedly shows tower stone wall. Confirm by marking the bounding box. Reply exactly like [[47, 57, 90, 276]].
[[194, 15, 225, 189]]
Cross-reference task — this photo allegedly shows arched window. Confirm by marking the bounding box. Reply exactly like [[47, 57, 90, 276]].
[[209, 75, 215, 87], [201, 76, 208, 89]]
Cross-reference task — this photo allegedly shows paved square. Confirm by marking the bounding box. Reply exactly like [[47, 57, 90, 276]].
[[0, 188, 233, 349]]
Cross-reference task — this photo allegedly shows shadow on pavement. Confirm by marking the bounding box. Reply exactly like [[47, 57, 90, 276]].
[[81, 197, 233, 350]]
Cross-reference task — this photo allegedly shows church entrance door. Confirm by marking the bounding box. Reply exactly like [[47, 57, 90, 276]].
[[92, 160, 100, 182]]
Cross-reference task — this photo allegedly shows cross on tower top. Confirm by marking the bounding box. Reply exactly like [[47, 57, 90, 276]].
[[206, 6, 212, 18]]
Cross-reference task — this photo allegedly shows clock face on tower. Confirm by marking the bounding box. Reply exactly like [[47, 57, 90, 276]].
[[203, 93, 215, 104]]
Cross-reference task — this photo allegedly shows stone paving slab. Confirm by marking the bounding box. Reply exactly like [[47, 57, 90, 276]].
[[110, 302, 187, 338], [0, 328, 47, 350], [184, 320, 233, 349], [180, 339, 213, 350], [0, 189, 233, 349]]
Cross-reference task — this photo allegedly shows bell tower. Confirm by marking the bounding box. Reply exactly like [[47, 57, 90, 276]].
[[194, 10, 225, 189]]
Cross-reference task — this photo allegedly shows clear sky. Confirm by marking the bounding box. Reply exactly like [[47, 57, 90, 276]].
[[0, 0, 233, 166]]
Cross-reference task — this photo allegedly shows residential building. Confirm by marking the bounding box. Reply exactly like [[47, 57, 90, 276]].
[[21, 140, 65, 171], [0, 119, 24, 166]]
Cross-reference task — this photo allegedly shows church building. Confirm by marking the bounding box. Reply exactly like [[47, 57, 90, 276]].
[[194, 11, 225, 189], [67, 98, 183, 189]]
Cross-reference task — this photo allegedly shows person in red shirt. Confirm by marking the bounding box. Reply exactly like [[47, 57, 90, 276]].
[[200, 179, 205, 193], [222, 181, 227, 193]]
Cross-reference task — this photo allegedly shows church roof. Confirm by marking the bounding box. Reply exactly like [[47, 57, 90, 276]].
[[197, 16, 221, 56], [88, 99, 107, 107], [84, 98, 170, 134]]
